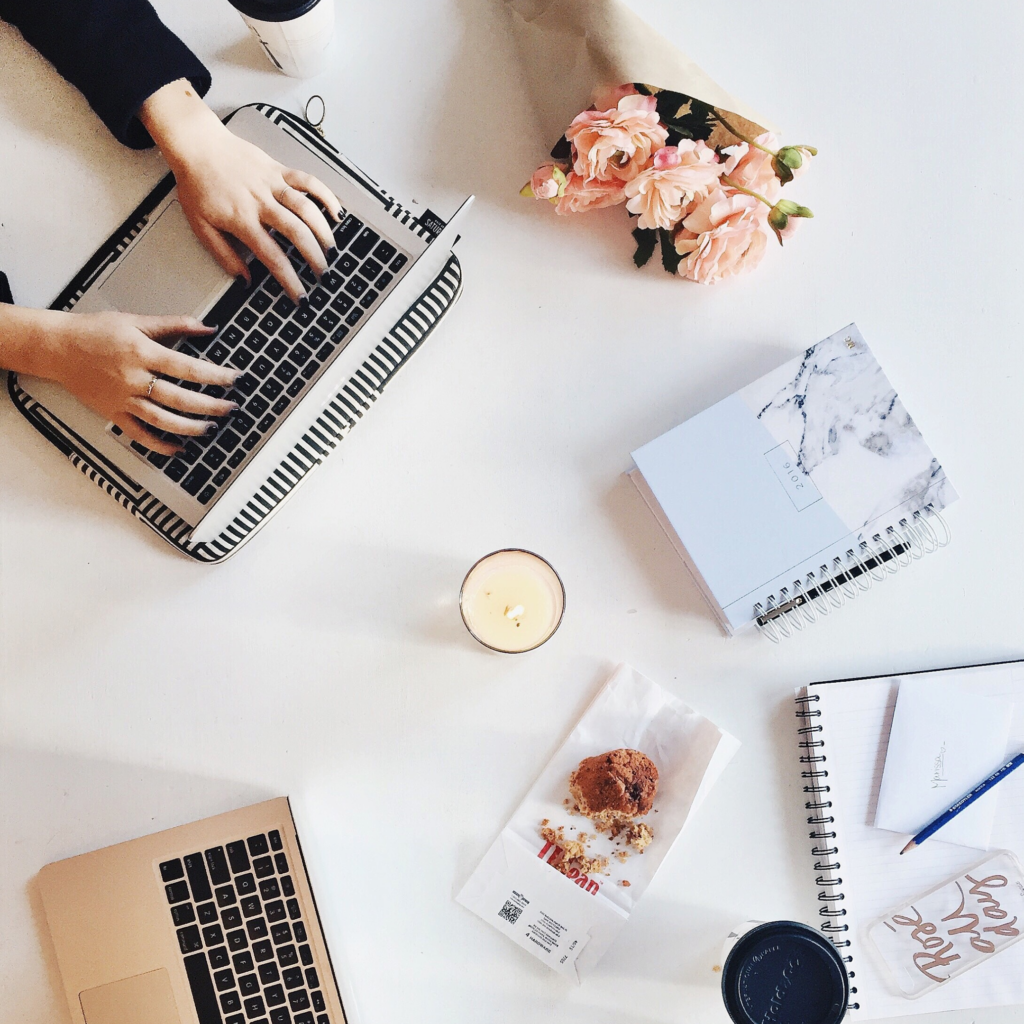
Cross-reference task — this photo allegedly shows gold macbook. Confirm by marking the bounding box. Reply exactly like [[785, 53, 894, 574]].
[[38, 798, 345, 1024]]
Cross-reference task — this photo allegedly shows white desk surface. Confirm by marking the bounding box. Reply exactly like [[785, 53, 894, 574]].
[[3, 1, 1023, 1022]]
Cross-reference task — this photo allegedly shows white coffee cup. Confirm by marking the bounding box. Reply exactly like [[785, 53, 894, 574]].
[[230, 0, 335, 79]]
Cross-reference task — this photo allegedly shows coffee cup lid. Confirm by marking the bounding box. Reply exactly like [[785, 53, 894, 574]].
[[227, 0, 322, 22], [721, 921, 849, 1024]]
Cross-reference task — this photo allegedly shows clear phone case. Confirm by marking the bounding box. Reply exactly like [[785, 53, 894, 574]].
[[867, 850, 1024, 997]]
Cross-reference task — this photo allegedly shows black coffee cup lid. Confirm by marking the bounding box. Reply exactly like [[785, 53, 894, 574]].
[[227, 0, 321, 22], [722, 921, 849, 1024]]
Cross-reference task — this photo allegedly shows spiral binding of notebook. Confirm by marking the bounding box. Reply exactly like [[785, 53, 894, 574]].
[[795, 689, 861, 1012], [754, 503, 951, 643]]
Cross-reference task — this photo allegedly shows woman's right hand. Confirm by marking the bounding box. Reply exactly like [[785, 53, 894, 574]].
[[41, 310, 242, 456]]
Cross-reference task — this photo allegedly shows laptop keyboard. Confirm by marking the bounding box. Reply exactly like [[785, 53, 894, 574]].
[[161, 830, 334, 1024], [112, 213, 409, 506]]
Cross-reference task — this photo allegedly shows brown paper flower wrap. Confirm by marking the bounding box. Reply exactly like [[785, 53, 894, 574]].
[[509, 0, 817, 283]]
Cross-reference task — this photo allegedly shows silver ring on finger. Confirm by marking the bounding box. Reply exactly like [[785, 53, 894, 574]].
[[304, 95, 326, 137], [144, 375, 158, 399]]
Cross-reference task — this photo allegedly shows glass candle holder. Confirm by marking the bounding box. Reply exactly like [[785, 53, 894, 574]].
[[460, 549, 565, 653]]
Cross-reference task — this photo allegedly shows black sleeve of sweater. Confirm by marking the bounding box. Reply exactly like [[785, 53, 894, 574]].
[[0, 0, 211, 149]]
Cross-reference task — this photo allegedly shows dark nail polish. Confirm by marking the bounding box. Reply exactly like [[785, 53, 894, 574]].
[[206, 423, 218, 436]]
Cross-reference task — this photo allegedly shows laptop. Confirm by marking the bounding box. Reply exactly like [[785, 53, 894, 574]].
[[38, 798, 346, 1024], [15, 105, 472, 547]]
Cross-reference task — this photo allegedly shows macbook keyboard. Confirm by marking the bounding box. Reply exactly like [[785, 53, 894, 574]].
[[113, 213, 409, 506], [160, 829, 334, 1024]]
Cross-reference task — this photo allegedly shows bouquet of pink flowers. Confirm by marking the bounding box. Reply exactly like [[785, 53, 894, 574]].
[[522, 83, 816, 284]]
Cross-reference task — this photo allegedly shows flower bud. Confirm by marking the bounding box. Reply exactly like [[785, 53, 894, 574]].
[[768, 205, 790, 239], [768, 199, 814, 244], [771, 153, 794, 185], [775, 144, 816, 183], [521, 164, 568, 202], [652, 146, 683, 170], [776, 146, 804, 170]]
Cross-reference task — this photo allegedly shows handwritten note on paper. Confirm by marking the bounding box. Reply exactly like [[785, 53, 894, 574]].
[[868, 851, 1024, 998]]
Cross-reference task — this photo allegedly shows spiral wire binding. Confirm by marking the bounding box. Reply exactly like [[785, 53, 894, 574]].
[[796, 691, 860, 1009], [755, 504, 950, 642]]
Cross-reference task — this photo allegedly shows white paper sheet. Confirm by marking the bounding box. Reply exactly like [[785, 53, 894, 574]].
[[457, 663, 740, 981], [874, 678, 1013, 848]]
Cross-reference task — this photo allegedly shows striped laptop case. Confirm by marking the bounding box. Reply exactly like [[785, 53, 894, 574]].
[[6, 104, 464, 564]]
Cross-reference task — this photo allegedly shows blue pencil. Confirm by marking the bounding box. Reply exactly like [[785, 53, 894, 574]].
[[900, 752, 1024, 854]]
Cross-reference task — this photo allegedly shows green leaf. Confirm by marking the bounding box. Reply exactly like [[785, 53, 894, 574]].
[[632, 227, 657, 268], [771, 153, 794, 185], [549, 135, 572, 162], [656, 91, 715, 142], [659, 228, 683, 275], [665, 127, 695, 146]]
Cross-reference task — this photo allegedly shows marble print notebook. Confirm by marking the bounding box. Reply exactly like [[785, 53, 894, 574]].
[[629, 324, 958, 637]]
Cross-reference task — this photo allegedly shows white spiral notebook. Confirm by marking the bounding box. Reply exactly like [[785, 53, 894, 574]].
[[629, 324, 958, 640], [795, 660, 1024, 1019]]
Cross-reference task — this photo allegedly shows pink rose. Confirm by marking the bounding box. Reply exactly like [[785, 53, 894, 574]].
[[554, 172, 627, 214], [722, 132, 779, 198], [623, 140, 722, 231], [523, 164, 567, 201], [674, 188, 768, 284], [566, 94, 668, 183], [591, 83, 639, 110]]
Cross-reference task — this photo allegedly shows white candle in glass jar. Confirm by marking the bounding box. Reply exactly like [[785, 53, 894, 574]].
[[460, 550, 565, 653]]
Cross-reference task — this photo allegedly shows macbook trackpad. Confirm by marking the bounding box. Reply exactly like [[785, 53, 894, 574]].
[[96, 199, 231, 317], [80, 968, 181, 1024]]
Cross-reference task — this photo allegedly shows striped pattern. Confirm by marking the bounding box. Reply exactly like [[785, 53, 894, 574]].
[[262, 104, 437, 241], [10, 256, 462, 562], [8, 102, 464, 564]]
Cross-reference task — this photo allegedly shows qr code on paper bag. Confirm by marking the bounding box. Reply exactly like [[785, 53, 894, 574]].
[[498, 899, 522, 925]]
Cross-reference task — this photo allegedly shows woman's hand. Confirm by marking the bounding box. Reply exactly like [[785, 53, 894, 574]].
[[139, 80, 343, 304], [0, 305, 241, 456]]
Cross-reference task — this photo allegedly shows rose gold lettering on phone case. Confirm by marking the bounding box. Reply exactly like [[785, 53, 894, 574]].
[[891, 873, 1020, 982]]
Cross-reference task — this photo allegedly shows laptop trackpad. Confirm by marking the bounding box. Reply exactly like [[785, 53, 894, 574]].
[[96, 199, 231, 317], [80, 968, 182, 1024]]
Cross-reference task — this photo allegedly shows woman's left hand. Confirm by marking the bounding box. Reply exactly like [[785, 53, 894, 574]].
[[140, 79, 343, 303]]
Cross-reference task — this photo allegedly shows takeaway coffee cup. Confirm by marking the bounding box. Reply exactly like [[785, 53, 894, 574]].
[[228, 0, 335, 78], [720, 920, 850, 1024]]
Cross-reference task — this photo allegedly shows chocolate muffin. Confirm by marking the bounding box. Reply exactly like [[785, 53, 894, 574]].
[[569, 748, 659, 818]]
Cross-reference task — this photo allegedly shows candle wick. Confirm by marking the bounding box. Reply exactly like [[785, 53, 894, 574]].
[[504, 604, 525, 620]]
